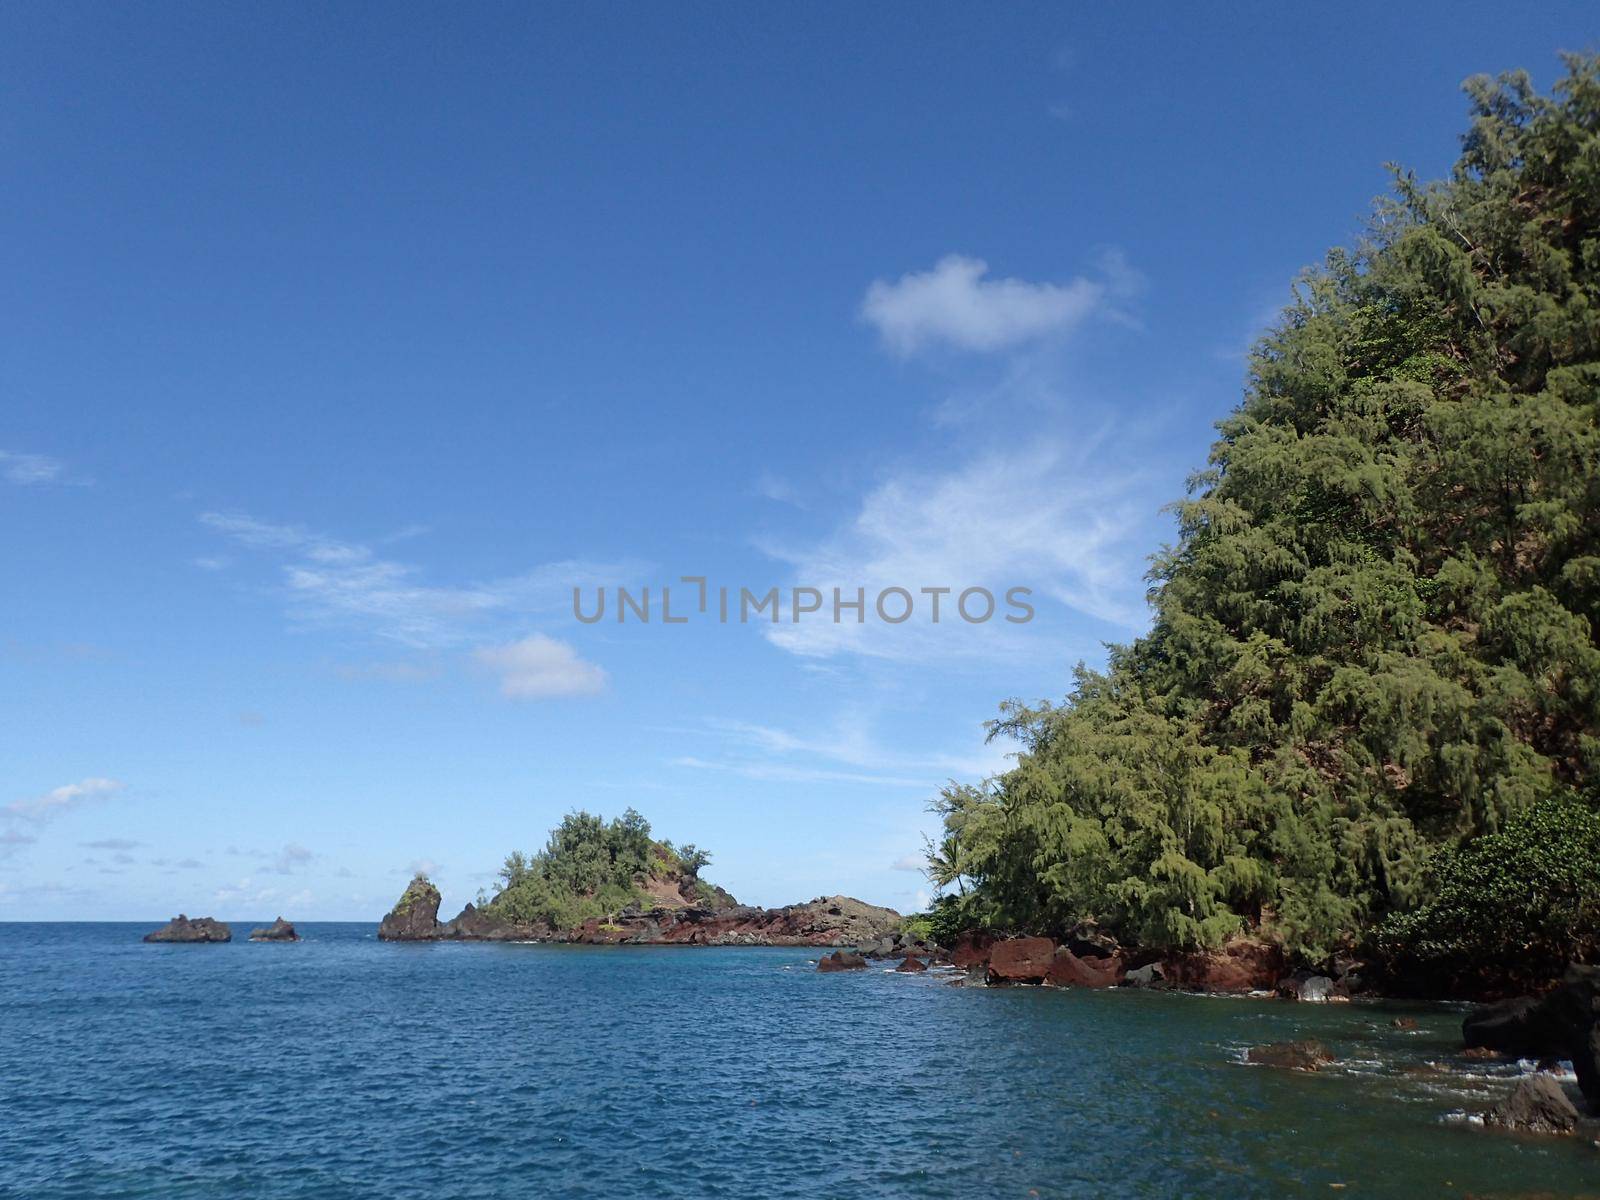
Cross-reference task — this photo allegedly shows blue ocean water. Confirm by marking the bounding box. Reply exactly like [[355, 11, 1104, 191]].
[[0, 923, 1593, 1198]]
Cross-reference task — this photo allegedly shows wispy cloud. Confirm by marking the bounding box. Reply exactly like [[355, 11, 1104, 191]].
[[80, 838, 141, 851], [473, 635, 607, 700], [670, 715, 1012, 791], [0, 829, 37, 859], [891, 853, 926, 872], [5, 778, 125, 820], [200, 511, 632, 650], [757, 440, 1147, 664], [861, 253, 1136, 357], [0, 449, 70, 486]]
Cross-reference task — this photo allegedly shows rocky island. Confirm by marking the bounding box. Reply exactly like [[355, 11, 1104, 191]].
[[249, 917, 300, 942], [378, 808, 902, 947], [143, 915, 232, 943]]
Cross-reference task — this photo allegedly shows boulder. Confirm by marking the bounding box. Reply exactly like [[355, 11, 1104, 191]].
[[1165, 938, 1284, 993], [1483, 1075, 1580, 1136], [1462, 964, 1600, 1113], [817, 950, 867, 973], [249, 917, 299, 942], [1124, 962, 1166, 988], [988, 937, 1057, 983], [1063, 920, 1119, 960], [144, 914, 231, 943], [378, 876, 444, 941], [1047, 948, 1124, 988], [1276, 972, 1335, 1002], [1245, 1041, 1333, 1072], [895, 956, 928, 973], [948, 929, 998, 970]]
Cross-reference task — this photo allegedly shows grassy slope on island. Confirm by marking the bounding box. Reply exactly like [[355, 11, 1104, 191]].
[[924, 56, 1600, 978], [480, 808, 731, 930]]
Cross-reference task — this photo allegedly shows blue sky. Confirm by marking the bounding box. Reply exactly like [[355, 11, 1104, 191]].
[[2, 4, 1594, 920]]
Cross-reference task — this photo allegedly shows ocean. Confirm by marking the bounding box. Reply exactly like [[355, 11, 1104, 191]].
[[1, 922, 1592, 1198]]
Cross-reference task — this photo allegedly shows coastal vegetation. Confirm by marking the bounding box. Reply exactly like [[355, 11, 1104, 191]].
[[480, 808, 726, 928], [924, 55, 1600, 981]]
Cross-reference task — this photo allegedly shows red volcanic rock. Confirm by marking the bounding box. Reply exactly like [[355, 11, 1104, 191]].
[[988, 937, 1058, 982], [1047, 948, 1124, 988], [818, 950, 868, 972], [895, 956, 928, 973], [949, 930, 998, 969], [1165, 938, 1284, 993]]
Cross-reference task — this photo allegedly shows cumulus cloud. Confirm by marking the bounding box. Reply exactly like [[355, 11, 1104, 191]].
[[5, 778, 124, 820], [891, 853, 926, 872], [474, 634, 607, 700], [861, 254, 1119, 356]]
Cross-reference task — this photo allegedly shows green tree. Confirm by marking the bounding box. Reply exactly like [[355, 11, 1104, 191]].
[[932, 55, 1600, 963]]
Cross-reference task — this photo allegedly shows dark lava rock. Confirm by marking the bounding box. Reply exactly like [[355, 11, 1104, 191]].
[[817, 950, 868, 973], [1063, 920, 1119, 960], [378, 875, 444, 941], [1463, 964, 1600, 1113], [249, 917, 299, 942], [1245, 1041, 1334, 1072], [1483, 1075, 1580, 1136], [144, 915, 231, 943], [895, 955, 928, 973], [988, 937, 1057, 983]]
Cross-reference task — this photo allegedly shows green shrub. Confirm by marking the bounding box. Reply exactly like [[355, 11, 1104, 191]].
[[1375, 796, 1600, 994]]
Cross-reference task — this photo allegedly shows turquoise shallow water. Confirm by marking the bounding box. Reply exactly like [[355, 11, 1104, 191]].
[[1, 923, 1595, 1198]]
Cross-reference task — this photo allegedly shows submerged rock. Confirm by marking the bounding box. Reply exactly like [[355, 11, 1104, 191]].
[[249, 917, 299, 942], [817, 950, 868, 973], [144, 915, 231, 943], [1245, 1041, 1333, 1072], [378, 876, 444, 941], [1483, 1075, 1580, 1136], [895, 955, 928, 973]]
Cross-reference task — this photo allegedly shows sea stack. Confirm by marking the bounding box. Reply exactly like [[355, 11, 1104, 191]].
[[378, 875, 444, 940], [249, 917, 300, 942], [143, 915, 232, 943]]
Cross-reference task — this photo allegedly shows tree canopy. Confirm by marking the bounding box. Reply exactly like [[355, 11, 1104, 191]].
[[928, 55, 1600, 964]]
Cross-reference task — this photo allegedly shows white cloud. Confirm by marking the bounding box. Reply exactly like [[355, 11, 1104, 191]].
[[80, 838, 140, 851], [861, 255, 1109, 356], [5, 777, 124, 820], [670, 755, 928, 789], [891, 853, 926, 872], [200, 511, 632, 649], [758, 441, 1146, 663], [408, 858, 441, 879], [474, 634, 607, 700], [0, 450, 68, 486], [669, 714, 1012, 792]]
